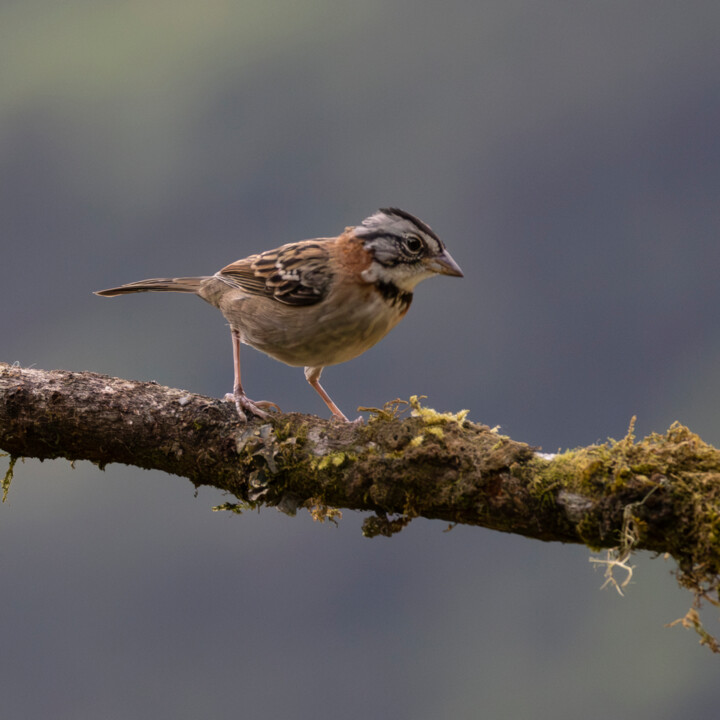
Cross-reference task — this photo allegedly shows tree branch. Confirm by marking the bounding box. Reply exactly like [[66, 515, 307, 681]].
[[2, 362, 720, 648]]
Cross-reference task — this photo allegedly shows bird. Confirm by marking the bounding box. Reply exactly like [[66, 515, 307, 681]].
[[95, 207, 463, 422]]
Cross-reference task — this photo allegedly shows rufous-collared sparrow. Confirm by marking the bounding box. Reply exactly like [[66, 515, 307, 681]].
[[95, 208, 463, 422]]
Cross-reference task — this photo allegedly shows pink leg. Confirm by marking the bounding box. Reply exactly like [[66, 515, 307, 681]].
[[304, 366, 348, 422], [229, 329, 280, 421]]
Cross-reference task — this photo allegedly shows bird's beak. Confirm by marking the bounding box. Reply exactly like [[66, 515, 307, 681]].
[[427, 249, 463, 277]]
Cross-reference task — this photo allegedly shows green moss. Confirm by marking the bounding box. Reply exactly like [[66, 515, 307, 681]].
[[575, 512, 607, 552], [361, 512, 412, 538], [305, 499, 343, 525], [361, 395, 469, 428], [212, 501, 253, 514], [216, 399, 720, 652], [2, 454, 17, 502], [314, 451, 357, 471], [407, 394, 469, 426], [529, 420, 720, 649]]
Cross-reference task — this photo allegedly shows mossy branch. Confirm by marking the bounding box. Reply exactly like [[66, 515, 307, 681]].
[[2, 362, 720, 650]]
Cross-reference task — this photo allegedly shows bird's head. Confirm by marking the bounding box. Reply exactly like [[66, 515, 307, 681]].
[[354, 207, 463, 291]]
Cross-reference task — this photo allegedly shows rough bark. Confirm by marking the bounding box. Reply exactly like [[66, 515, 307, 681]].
[[2, 362, 720, 649]]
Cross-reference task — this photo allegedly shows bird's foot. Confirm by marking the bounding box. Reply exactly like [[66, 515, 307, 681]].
[[224, 392, 281, 421], [329, 411, 364, 425]]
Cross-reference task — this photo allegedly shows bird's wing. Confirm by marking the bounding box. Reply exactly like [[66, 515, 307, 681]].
[[216, 241, 333, 306]]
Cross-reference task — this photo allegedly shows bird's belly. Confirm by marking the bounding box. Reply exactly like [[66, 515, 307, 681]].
[[228, 292, 407, 368]]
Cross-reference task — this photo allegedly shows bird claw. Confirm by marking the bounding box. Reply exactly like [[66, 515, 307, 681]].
[[224, 392, 280, 421], [329, 412, 364, 425], [253, 400, 282, 413]]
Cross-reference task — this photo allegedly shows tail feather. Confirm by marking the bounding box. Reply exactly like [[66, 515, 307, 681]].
[[94, 277, 207, 297]]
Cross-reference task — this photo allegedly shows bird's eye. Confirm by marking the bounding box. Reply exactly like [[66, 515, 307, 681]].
[[403, 235, 423, 254]]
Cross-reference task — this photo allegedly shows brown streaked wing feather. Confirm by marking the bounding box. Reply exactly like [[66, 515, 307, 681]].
[[217, 241, 333, 306], [216, 254, 268, 294]]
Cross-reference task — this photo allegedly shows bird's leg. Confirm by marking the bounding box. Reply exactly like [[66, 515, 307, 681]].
[[304, 366, 349, 422], [228, 329, 280, 420]]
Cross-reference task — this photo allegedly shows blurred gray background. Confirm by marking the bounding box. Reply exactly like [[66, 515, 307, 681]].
[[2, 1, 720, 717]]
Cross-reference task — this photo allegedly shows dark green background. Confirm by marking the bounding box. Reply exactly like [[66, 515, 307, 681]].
[[2, 1, 719, 717]]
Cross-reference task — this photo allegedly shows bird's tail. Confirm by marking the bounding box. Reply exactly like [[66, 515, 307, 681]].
[[94, 277, 208, 297]]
